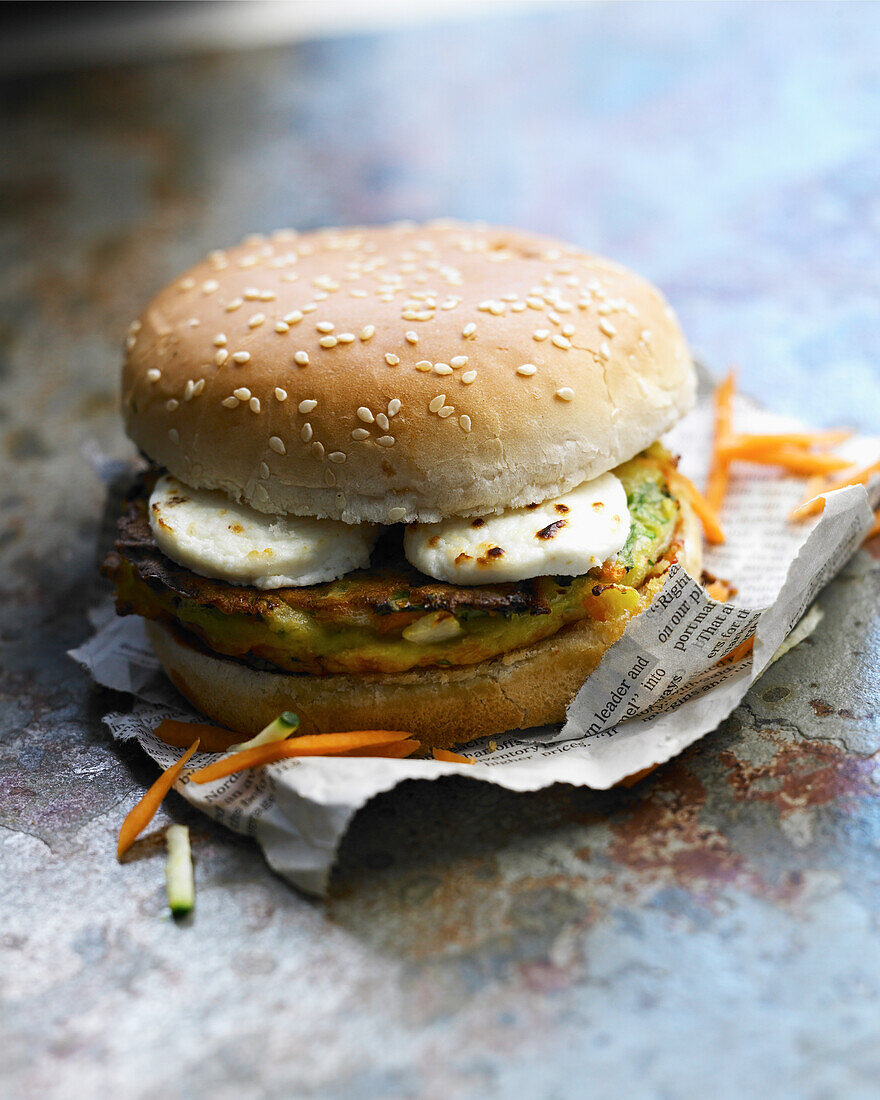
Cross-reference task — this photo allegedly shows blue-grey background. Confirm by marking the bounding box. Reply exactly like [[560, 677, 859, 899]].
[[3, 4, 880, 1098]]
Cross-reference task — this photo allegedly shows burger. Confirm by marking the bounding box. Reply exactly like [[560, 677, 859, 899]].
[[103, 222, 701, 751]]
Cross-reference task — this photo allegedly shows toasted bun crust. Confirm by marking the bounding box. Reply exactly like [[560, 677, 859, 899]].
[[123, 222, 695, 524], [145, 500, 702, 750]]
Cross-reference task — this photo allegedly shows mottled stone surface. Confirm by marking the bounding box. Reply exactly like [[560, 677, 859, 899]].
[[3, 5, 880, 1097]]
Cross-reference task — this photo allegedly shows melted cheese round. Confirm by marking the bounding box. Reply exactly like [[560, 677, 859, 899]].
[[404, 472, 631, 585], [148, 475, 378, 589]]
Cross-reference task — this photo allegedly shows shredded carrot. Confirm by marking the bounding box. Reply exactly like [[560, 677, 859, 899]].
[[705, 579, 733, 602], [719, 445, 852, 475], [790, 458, 880, 520], [432, 748, 476, 764], [154, 719, 241, 754], [117, 739, 200, 859], [864, 510, 880, 544], [721, 635, 755, 665], [617, 763, 659, 788], [705, 370, 736, 512], [189, 730, 411, 784], [719, 430, 852, 454], [339, 739, 421, 758], [664, 465, 725, 545]]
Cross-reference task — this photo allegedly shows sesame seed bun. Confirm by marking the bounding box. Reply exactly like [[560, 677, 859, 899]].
[[144, 497, 702, 750], [123, 221, 695, 524]]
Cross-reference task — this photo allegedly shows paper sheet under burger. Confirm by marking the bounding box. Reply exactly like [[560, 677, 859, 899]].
[[72, 373, 880, 896]]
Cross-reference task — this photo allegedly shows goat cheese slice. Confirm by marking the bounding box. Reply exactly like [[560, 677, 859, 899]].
[[148, 474, 378, 588], [404, 472, 631, 584]]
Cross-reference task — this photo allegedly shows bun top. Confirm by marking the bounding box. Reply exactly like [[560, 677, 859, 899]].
[[122, 221, 695, 523]]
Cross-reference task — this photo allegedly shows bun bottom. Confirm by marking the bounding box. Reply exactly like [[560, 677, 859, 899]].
[[147, 501, 702, 751]]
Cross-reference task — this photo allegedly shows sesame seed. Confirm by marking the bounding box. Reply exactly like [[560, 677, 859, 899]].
[[255, 484, 269, 502], [357, 407, 374, 423], [269, 436, 286, 455], [461, 370, 477, 384], [388, 398, 401, 416], [328, 451, 346, 464], [533, 329, 550, 341], [552, 335, 572, 350], [376, 436, 395, 447], [640, 329, 652, 344], [511, 302, 526, 312], [599, 341, 611, 359], [438, 405, 455, 418], [166, 399, 179, 412], [429, 395, 446, 413], [434, 363, 453, 376], [221, 396, 239, 408], [179, 277, 196, 291], [294, 351, 310, 366], [376, 413, 390, 431], [350, 288, 368, 298], [299, 399, 317, 413], [562, 323, 576, 337], [415, 360, 432, 372], [517, 363, 537, 376], [351, 428, 371, 441], [477, 301, 491, 312], [275, 387, 288, 401], [316, 321, 334, 333], [360, 325, 375, 341], [284, 310, 303, 324], [147, 368, 161, 382], [232, 351, 251, 364], [213, 334, 227, 348], [462, 323, 477, 338], [259, 462, 270, 479], [184, 380, 195, 400], [274, 321, 289, 334], [385, 353, 400, 366], [168, 428, 180, 444], [301, 423, 313, 442], [312, 441, 324, 458], [388, 507, 407, 522], [337, 332, 355, 344], [325, 469, 337, 486], [225, 298, 243, 312], [193, 379, 206, 396], [202, 280, 219, 294], [526, 297, 544, 310], [599, 319, 617, 337], [319, 336, 338, 348], [405, 331, 419, 344], [125, 334, 137, 351], [450, 355, 468, 367], [244, 288, 260, 300], [459, 414, 472, 432], [488, 302, 505, 316], [259, 290, 276, 302], [302, 303, 317, 313], [547, 310, 561, 325], [233, 387, 251, 401], [555, 387, 575, 402], [248, 313, 266, 329]]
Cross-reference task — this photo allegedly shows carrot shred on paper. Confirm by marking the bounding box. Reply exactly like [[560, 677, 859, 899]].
[[705, 370, 736, 513], [664, 465, 725, 545], [718, 446, 852, 475], [432, 748, 476, 764], [790, 458, 880, 520], [188, 730, 412, 784], [722, 636, 755, 665], [117, 739, 200, 859], [154, 719, 241, 754], [339, 739, 421, 758], [720, 430, 852, 455]]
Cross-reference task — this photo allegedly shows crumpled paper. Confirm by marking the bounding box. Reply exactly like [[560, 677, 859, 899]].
[[71, 376, 879, 895]]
